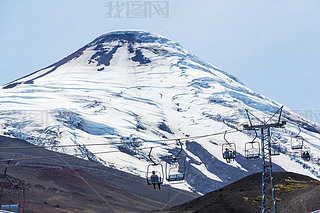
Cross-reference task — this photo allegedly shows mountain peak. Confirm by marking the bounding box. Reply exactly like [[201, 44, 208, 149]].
[[2, 30, 241, 89], [97, 30, 173, 43], [88, 29, 184, 58]]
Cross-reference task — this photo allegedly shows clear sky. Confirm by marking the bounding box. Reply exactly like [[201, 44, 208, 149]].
[[1, 0, 320, 122]]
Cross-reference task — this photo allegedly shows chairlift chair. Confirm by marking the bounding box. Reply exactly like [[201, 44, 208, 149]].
[[291, 137, 304, 150], [270, 143, 281, 156], [166, 157, 186, 182], [291, 126, 304, 150], [245, 129, 260, 159], [146, 164, 164, 185], [270, 135, 280, 156], [0, 161, 25, 213], [245, 142, 260, 159], [165, 140, 186, 182], [301, 146, 311, 161], [222, 131, 236, 161], [146, 148, 164, 186]]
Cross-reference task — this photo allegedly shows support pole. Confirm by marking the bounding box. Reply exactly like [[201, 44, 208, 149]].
[[244, 106, 285, 213], [261, 127, 277, 213]]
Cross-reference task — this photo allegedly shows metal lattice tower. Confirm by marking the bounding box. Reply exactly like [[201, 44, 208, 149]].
[[261, 127, 276, 212], [244, 106, 286, 213]]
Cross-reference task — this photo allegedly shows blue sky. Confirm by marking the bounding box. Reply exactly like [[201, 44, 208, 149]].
[[1, 0, 320, 121]]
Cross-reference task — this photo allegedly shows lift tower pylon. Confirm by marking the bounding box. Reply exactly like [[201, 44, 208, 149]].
[[243, 106, 286, 213]]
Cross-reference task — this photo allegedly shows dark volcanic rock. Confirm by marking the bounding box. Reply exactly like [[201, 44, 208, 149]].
[[162, 172, 320, 213]]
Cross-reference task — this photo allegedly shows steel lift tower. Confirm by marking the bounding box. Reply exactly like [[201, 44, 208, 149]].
[[244, 106, 286, 213]]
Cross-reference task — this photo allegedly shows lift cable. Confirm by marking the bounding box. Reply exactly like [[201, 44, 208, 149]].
[[0, 141, 177, 163], [0, 129, 238, 151], [0, 129, 238, 162]]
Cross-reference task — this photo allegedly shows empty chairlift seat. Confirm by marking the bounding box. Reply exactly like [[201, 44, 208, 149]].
[[291, 126, 303, 150], [245, 129, 260, 159], [291, 137, 303, 150], [1, 204, 20, 213], [168, 173, 185, 181], [270, 143, 281, 156], [245, 143, 260, 159], [165, 140, 186, 183], [165, 157, 186, 182]]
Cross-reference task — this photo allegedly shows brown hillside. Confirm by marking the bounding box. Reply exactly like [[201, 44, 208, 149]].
[[0, 136, 197, 212], [162, 172, 320, 213]]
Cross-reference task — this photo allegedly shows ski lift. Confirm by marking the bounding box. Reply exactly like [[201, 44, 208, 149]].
[[165, 140, 186, 182], [146, 148, 164, 186], [0, 160, 25, 213], [222, 131, 236, 163], [271, 143, 281, 156], [291, 126, 304, 150], [270, 134, 280, 156], [301, 145, 311, 161], [245, 129, 260, 159]]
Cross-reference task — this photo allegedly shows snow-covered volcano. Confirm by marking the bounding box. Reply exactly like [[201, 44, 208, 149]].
[[1, 30, 320, 194]]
